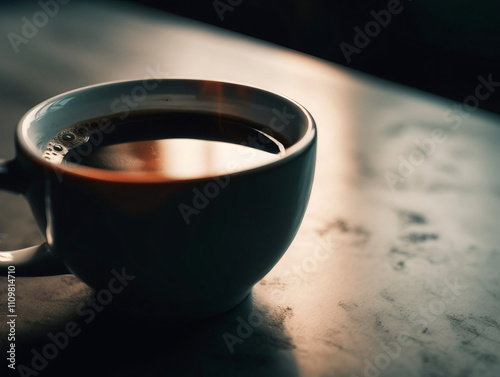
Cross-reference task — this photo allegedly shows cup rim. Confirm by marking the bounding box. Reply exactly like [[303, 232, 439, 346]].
[[17, 79, 316, 183]]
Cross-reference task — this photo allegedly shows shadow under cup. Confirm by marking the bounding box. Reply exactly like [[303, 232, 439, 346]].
[[17, 79, 317, 320]]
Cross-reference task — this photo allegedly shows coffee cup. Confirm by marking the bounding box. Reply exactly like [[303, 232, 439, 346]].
[[0, 79, 316, 319]]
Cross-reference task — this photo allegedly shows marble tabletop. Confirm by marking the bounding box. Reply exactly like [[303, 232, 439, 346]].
[[0, 1, 499, 376]]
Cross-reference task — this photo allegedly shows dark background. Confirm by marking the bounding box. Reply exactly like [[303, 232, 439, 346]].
[[130, 0, 500, 115]]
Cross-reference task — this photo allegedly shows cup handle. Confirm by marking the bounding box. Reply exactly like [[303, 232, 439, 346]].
[[0, 159, 69, 276]]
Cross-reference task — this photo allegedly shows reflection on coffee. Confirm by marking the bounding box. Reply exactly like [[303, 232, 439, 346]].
[[43, 112, 285, 178]]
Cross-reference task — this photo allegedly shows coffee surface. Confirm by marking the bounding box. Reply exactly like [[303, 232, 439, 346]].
[[43, 112, 284, 178]]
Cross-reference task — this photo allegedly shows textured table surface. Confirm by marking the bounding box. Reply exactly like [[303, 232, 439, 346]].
[[1, 2, 500, 377]]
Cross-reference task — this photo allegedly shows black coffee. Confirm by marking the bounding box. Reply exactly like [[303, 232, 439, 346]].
[[43, 111, 285, 178]]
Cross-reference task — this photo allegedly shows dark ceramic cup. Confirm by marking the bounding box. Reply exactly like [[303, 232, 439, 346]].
[[0, 79, 316, 319]]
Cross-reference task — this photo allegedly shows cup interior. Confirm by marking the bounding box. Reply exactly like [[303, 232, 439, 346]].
[[18, 79, 315, 180]]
